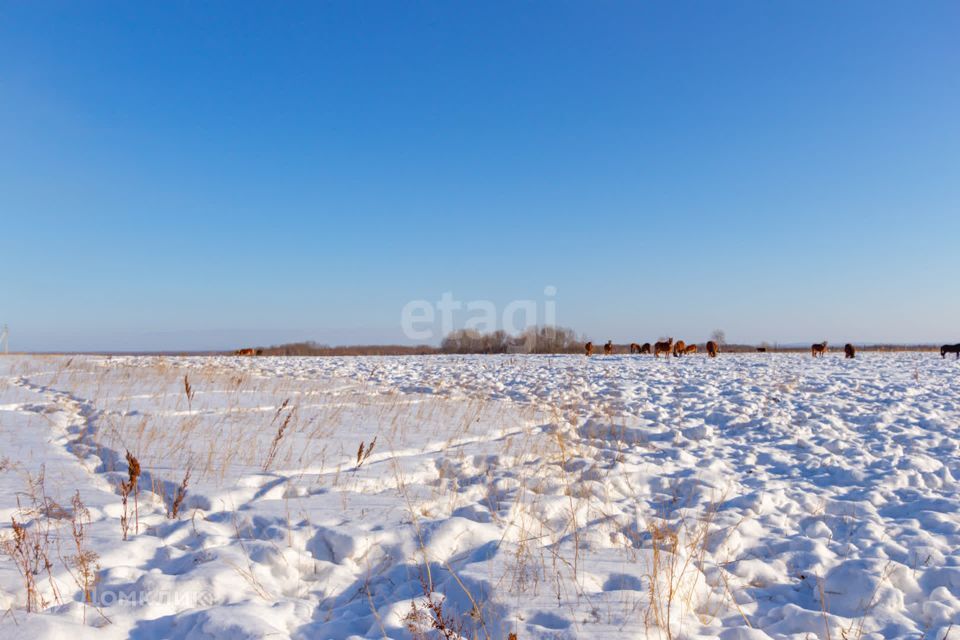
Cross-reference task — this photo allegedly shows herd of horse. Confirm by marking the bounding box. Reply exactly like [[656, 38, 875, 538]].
[[810, 342, 857, 358], [585, 340, 960, 359], [585, 339, 721, 358]]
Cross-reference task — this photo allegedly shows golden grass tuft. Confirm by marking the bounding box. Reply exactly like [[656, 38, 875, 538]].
[[118, 450, 141, 540]]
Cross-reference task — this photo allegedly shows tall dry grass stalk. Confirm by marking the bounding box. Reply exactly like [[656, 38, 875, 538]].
[[3, 518, 43, 612], [183, 374, 195, 412], [263, 399, 295, 471], [356, 437, 376, 469], [65, 491, 103, 624], [118, 450, 141, 540], [169, 468, 191, 519]]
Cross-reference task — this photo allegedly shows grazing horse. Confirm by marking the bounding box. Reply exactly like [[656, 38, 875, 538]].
[[654, 338, 673, 358], [640, 342, 651, 354], [756, 347, 767, 353], [603, 340, 613, 355], [629, 342, 641, 354], [941, 344, 960, 359], [684, 344, 698, 355], [673, 340, 687, 357], [585, 342, 594, 357], [844, 343, 856, 359], [706, 341, 719, 358], [811, 341, 828, 358], [234, 348, 256, 356]]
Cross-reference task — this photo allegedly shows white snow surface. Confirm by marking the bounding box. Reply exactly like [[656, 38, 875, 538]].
[[0, 352, 958, 639]]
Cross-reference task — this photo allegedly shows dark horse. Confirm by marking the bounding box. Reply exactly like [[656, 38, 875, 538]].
[[844, 343, 856, 359], [942, 344, 960, 359]]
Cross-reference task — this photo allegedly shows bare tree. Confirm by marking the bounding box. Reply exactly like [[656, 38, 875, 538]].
[[710, 329, 726, 345]]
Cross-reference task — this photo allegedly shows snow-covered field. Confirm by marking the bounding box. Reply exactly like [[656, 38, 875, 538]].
[[1, 352, 959, 639]]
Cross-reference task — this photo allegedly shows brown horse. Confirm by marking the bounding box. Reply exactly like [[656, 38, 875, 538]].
[[811, 341, 828, 358], [585, 342, 594, 357], [706, 341, 718, 357], [654, 338, 673, 358], [640, 342, 651, 354], [941, 344, 960, 359], [629, 342, 641, 354], [844, 343, 856, 359], [673, 340, 687, 357], [234, 348, 256, 356], [603, 340, 613, 355], [684, 344, 698, 355]]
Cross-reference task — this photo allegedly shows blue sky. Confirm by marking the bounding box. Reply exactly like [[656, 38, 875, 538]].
[[1, 1, 958, 350]]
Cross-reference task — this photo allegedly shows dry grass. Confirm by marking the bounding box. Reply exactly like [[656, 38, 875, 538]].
[[64, 491, 105, 625], [168, 468, 191, 519], [403, 575, 465, 640], [2, 518, 45, 612], [118, 450, 141, 540], [0, 469, 62, 612], [356, 437, 376, 469], [183, 374, 195, 412], [263, 399, 296, 471]]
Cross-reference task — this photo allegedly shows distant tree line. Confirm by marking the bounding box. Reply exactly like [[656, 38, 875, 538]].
[[255, 341, 439, 356], [250, 327, 583, 356], [440, 326, 583, 354]]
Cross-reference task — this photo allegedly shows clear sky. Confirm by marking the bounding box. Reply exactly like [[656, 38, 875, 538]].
[[1, 1, 958, 351]]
